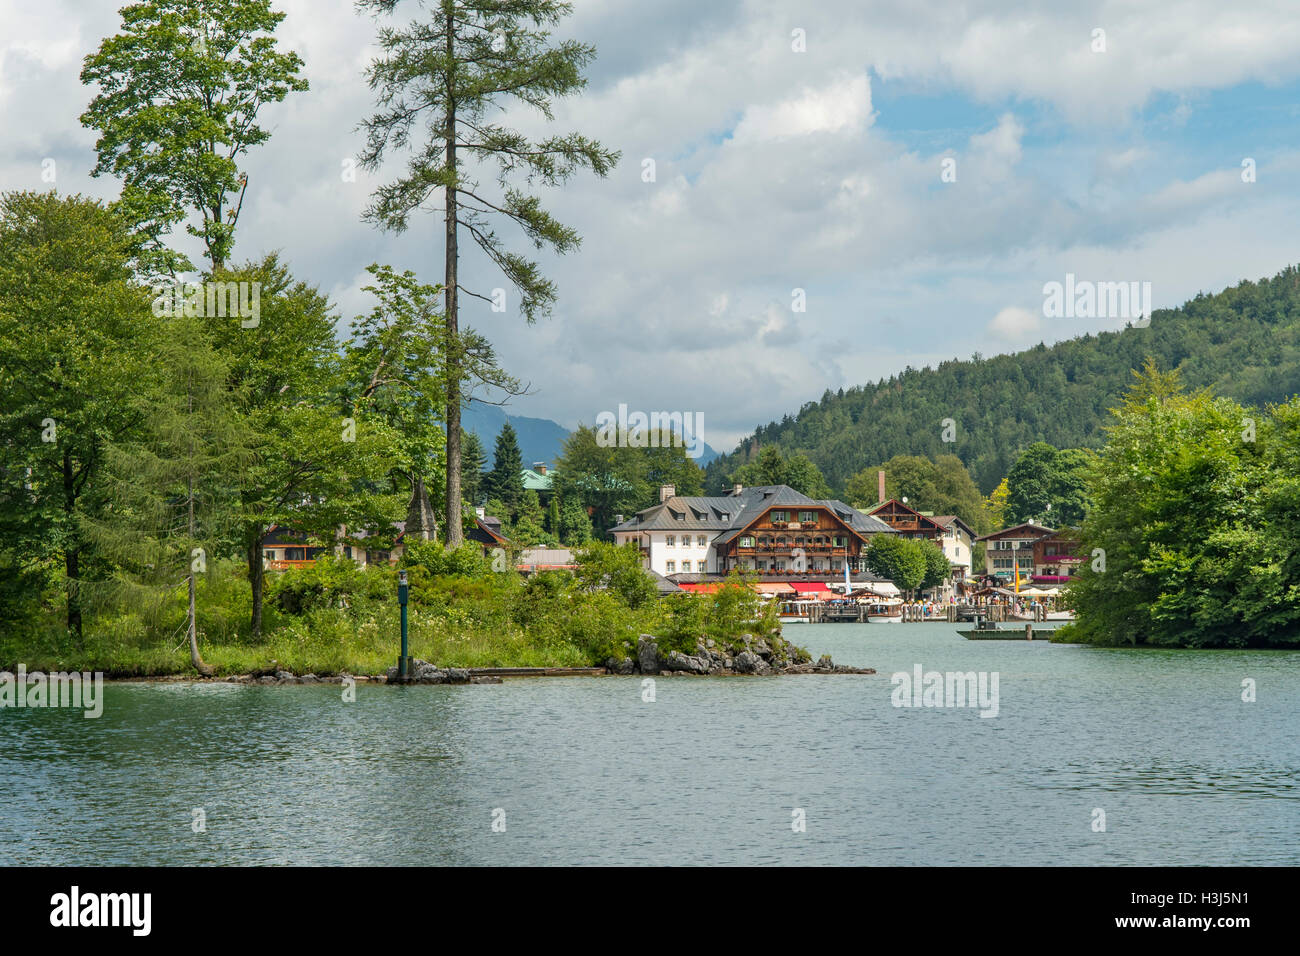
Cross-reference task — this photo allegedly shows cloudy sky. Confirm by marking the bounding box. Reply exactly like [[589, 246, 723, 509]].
[[4, 0, 1300, 451]]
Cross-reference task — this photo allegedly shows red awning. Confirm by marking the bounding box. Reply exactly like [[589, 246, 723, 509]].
[[789, 582, 835, 599], [676, 582, 724, 594]]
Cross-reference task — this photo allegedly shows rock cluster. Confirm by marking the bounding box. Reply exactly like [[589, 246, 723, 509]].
[[227, 671, 371, 685], [384, 660, 500, 684], [607, 635, 873, 677]]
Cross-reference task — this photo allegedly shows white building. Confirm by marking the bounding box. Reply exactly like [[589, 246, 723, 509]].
[[929, 514, 977, 583], [609, 484, 895, 577]]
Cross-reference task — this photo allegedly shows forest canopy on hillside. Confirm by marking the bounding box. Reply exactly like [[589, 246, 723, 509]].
[[705, 265, 1300, 494]]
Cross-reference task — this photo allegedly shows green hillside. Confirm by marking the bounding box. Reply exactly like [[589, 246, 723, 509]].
[[705, 265, 1300, 495]]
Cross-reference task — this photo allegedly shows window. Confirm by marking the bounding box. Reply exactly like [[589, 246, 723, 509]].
[[697, 535, 707, 547], [771, 510, 787, 522], [740, 536, 754, 547], [833, 536, 847, 548], [666, 535, 675, 547], [666, 561, 676, 573], [286, 547, 305, 561], [681, 561, 691, 572]]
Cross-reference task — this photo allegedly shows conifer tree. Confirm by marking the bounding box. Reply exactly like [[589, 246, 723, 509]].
[[358, 0, 618, 547]]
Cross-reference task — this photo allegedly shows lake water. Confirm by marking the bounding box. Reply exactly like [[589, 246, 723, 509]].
[[2, 623, 1297, 865]]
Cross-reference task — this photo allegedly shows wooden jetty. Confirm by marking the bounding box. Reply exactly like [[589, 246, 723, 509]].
[[957, 623, 1061, 640]]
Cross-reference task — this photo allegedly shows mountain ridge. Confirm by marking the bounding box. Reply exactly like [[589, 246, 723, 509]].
[[704, 265, 1300, 495]]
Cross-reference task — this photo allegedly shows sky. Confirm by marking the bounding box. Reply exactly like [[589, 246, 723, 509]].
[[3, 0, 1300, 452]]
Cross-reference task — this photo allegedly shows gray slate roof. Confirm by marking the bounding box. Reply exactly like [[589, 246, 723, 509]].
[[609, 485, 895, 542]]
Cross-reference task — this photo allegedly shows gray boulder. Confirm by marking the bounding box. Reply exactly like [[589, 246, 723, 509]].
[[637, 635, 661, 675], [663, 651, 710, 674], [604, 657, 635, 675], [732, 651, 762, 674]]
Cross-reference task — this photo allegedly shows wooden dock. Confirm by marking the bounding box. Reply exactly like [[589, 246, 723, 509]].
[[958, 624, 1061, 640]]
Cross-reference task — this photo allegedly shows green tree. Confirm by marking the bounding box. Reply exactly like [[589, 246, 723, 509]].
[[483, 422, 525, 517], [213, 256, 399, 638], [574, 540, 655, 609], [460, 427, 486, 506], [80, 0, 308, 273], [1005, 442, 1094, 526], [1005, 442, 1060, 525], [86, 312, 252, 672], [511, 489, 553, 546], [0, 192, 160, 641], [1067, 362, 1300, 648], [918, 540, 952, 592], [358, 0, 619, 547], [558, 496, 592, 546], [731, 445, 831, 497], [864, 534, 925, 596], [554, 424, 648, 538], [847, 453, 989, 532]]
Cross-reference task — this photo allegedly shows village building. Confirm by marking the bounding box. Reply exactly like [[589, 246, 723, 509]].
[[521, 462, 555, 504], [974, 522, 1057, 583], [608, 484, 896, 577], [1031, 527, 1084, 582], [864, 498, 948, 541]]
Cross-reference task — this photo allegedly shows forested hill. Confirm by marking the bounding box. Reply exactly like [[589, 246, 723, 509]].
[[705, 265, 1300, 495]]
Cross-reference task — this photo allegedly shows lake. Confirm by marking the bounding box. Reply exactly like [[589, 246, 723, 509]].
[[1, 623, 1296, 865]]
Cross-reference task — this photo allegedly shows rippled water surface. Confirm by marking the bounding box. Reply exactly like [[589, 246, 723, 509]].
[[2, 624, 1296, 865]]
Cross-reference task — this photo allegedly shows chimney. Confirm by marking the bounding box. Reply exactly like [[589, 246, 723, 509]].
[[533, 461, 547, 475], [878, 470, 886, 503], [475, 506, 485, 520], [659, 484, 675, 503], [615, 514, 624, 524], [733, 483, 743, 496]]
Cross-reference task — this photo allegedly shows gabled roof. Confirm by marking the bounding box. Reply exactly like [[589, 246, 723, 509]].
[[864, 498, 948, 534], [521, 467, 554, 491], [931, 515, 977, 537], [975, 522, 1055, 542], [608, 484, 896, 542]]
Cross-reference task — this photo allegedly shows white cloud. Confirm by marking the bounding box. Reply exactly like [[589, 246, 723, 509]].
[[988, 306, 1043, 341]]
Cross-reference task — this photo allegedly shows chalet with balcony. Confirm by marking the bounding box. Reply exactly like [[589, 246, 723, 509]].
[[865, 499, 948, 540], [1031, 528, 1084, 582], [975, 522, 1055, 581], [608, 484, 895, 577]]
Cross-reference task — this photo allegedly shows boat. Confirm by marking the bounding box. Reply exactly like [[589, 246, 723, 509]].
[[957, 618, 1062, 640], [778, 599, 818, 623], [865, 602, 902, 623]]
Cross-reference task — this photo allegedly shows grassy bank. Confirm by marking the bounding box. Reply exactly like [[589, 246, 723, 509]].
[[1, 543, 793, 677]]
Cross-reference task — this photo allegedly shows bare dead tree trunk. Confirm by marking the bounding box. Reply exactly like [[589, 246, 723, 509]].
[[186, 373, 213, 675]]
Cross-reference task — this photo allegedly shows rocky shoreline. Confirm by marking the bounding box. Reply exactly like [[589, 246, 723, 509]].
[[389, 633, 873, 684], [72, 634, 874, 684]]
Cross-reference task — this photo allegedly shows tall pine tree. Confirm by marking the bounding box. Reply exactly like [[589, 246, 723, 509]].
[[358, 0, 618, 547], [483, 422, 525, 517]]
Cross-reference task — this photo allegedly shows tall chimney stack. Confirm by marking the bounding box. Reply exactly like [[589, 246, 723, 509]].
[[660, 484, 675, 503], [878, 470, 886, 503]]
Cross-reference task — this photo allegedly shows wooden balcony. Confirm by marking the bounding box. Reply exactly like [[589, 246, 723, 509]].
[[266, 559, 316, 571]]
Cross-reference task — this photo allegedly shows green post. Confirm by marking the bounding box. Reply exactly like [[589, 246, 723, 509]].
[[398, 569, 410, 679]]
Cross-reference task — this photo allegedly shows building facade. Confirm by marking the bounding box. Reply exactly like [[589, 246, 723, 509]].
[[609, 485, 896, 577], [975, 522, 1056, 582]]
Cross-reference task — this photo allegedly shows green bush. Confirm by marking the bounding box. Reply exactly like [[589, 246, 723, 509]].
[[266, 554, 390, 614]]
